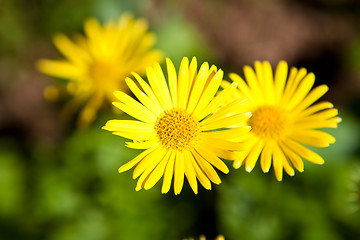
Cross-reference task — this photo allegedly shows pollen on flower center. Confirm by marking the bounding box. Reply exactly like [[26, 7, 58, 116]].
[[248, 106, 289, 139], [154, 108, 200, 151]]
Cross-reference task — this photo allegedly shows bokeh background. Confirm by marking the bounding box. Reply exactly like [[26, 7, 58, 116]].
[[1, 0, 360, 239]]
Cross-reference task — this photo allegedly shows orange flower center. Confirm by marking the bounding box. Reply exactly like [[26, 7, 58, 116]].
[[248, 106, 289, 139], [154, 109, 200, 150]]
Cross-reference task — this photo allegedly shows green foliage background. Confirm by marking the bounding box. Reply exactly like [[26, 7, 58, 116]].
[[1, 0, 360, 239]]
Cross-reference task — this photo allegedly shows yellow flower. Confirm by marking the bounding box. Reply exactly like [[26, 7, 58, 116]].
[[226, 61, 341, 181], [37, 14, 162, 126], [184, 235, 225, 240], [102, 57, 251, 194]]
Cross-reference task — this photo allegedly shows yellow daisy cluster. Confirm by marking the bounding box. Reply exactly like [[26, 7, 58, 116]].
[[38, 13, 340, 193], [103, 57, 340, 193], [38, 14, 162, 126]]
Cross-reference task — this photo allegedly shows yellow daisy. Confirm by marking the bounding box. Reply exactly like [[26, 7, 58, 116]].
[[102, 57, 251, 194], [225, 61, 341, 181], [37, 14, 162, 126]]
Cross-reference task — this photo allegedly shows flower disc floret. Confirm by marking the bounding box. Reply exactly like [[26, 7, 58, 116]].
[[248, 106, 288, 139], [154, 109, 200, 151]]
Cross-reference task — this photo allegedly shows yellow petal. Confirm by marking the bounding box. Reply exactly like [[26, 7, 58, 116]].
[[274, 61, 288, 103], [297, 108, 338, 122], [289, 130, 335, 148], [245, 140, 264, 172], [112, 102, 155, 125], [174, 151, 185, 195], [200, 97, 249, 125], [53, 33, 90, 65], [183, 151, 198, 194], [103, 119, 153, 133], [282, 67, 307, 103], [125, 140, 157, 149], [196, 82, 239, 121], [146, 66, 173, 110], [283, 157, 295, 177], [243, 65, 264, 104], [192, 149, 221, 184], [177, 57, 190, 109], [297, 101, 333, 118], [260, 61, 275, 104], [166, 58, 178, 107], [118, 146, 158, 173], [161, 150, 176, 194], [143, 151, 171, 190], [125, 77, 163, 116], [37, 60, 85, 79], [229, 73, 256, 105], [132, 147, 165, 179], [132, 72, 162, 109], [202, 137, 247, 152], [260, 140, 274, 173], [295, 117, 341, 129], [192, 70, 223, 117], [203, 126, 251, 140], [187, 61, 210, 113], [200, 112, 251, 131], [272, 143, 284, 181], [153, 62, 173, 108], [196, 145, 229, 174], [111, 130, 155, 141], [190, 152, 212, 190], [280, 142, 304, 172], [188, 56, 198, 89], [286, 73, 315, 111], [283, 138, 324, 164], [84, 17, 101, 43], [233, 150, 250, 169], [292, 85, 329, 115]]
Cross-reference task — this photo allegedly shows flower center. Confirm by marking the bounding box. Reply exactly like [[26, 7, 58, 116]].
[[90, 61, 120, 84], [248, 106, 289, 139], [154, 109, 200, 151]]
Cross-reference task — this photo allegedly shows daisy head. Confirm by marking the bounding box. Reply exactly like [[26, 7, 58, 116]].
[[37, 14, 163, 126], [225, 61, 341, 181], [102, 57, 251, 195]]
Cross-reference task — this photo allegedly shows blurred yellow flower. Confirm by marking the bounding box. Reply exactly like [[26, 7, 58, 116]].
[[37, 14, 162, 126], [184, 235, 225, 240], [103, 57, 251, 194], [225, 61, 341, 181]]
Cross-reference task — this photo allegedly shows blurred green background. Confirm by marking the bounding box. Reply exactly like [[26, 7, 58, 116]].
[[1, 0, 360, 239]]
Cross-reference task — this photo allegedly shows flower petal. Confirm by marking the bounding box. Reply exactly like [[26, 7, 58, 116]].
[[166, 58, 178, 107], [192, 149, 221, 185], [183, 151, 198, 194], [282, 138, 324, 164], [161, 150, 176, 194], [196, 145, 229, 174], [118, 145, 158, 173], [174, 151, 185, 195]]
